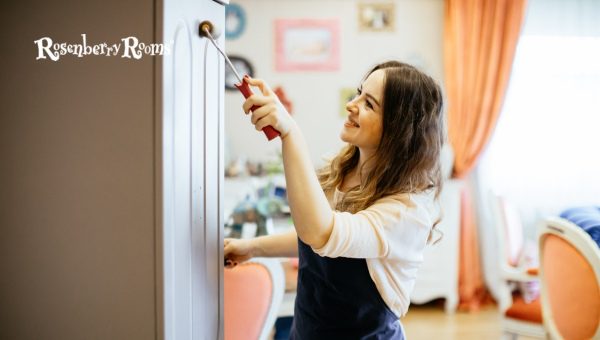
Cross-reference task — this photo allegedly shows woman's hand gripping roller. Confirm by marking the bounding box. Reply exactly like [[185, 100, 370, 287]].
[[199, 20, 281, 141]]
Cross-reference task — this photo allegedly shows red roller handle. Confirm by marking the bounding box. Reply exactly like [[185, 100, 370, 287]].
[[235, 76, 281, 141]]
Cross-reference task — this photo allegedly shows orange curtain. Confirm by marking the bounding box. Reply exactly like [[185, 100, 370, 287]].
[[444, 0, 528, 310]]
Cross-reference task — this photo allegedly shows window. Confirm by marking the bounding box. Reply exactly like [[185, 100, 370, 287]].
[[479, 1, 600, 234]]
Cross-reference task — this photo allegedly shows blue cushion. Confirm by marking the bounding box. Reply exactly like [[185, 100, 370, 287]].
[[560, 206, 600, 247]]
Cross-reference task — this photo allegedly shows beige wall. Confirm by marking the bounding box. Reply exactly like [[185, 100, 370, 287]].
[[224, 0, 444, 167], [0, 1, 157, 339]]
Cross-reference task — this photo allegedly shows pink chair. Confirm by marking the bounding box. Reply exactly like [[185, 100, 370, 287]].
[[224, 258, 284, 340], [538, 217, 600, 340]]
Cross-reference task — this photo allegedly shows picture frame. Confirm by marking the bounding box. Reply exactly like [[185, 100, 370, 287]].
[[275, 19, 340, 72], [225, 3, 246, 40], [224, 55, 254, 90], [357, 2, 395, 32]]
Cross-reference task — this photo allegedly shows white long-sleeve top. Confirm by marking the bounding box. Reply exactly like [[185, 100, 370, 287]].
[[312, 187, 437, 318]]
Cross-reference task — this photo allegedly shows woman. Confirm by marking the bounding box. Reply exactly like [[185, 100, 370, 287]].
[[224, 61, 445, 339]]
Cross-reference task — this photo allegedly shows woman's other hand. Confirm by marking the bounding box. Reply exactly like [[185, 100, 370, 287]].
[[242, 77, 296, 139], [224, 238, 256, 268]]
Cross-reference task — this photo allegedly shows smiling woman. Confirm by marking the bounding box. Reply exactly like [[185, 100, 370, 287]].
[[224, 60, 445, 339], [339, 69, 384, 153], [322, 61, 444, 215]]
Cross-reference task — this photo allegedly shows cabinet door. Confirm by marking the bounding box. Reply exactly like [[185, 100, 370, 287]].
[[161, 0, 225, 339]]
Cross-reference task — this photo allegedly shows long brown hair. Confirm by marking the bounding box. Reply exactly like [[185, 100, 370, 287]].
[[318, 61, 445, 225]]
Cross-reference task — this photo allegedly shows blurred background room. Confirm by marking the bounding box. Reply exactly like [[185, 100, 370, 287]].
[[221, 0, 600, 339]]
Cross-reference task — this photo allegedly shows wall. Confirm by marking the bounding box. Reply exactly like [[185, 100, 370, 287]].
[[224, 0, 444, 167], [0, 0, 157, 339]]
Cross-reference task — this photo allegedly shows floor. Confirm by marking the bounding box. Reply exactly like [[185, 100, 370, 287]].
[[403, 302, 539, 340], [403, 303, 501, 340], [273, 301, 542, 340]]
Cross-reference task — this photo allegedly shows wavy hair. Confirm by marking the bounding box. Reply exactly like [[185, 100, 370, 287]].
[[318, 61, 445, 241]]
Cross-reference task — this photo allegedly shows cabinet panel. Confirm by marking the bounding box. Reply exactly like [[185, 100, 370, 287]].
[[161, 1, 224, 339], [0, 1, 156, 339]]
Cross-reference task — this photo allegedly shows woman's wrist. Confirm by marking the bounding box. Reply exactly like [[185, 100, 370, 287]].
[[250, 237, 264, 257], [280, 122, 299, 141]]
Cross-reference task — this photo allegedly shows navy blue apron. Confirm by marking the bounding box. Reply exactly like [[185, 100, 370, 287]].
[[290, 238, 405, 339]]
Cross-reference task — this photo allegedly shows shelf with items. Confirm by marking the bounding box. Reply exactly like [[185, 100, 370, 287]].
[[224, 174, 292, 239]]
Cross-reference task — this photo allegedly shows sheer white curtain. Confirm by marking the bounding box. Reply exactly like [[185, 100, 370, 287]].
[[478, 0, 600, 239]]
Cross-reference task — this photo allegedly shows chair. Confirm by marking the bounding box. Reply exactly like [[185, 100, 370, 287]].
[[490, 194, 546, 338], [224, 258, 285, 340], [538, 217, 600, 340]]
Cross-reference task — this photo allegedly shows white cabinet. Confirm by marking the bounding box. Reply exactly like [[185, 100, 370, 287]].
[[410, 180, 463, 313]]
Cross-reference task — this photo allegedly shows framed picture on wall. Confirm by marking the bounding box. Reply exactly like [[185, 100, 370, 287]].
[[357, 2, 395, 32], [224, 55, 254, 90], [275, 19, 340, 72], [225, 3, 246, 39]]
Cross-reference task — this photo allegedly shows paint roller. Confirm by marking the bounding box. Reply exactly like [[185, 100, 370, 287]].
[[199, 20, 280, 141]]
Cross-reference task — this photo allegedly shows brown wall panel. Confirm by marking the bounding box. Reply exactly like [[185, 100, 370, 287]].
[[0, 1, 157, 339]]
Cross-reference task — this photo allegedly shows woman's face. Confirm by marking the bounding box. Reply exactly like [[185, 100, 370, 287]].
[[340, 69, 385, 151]]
